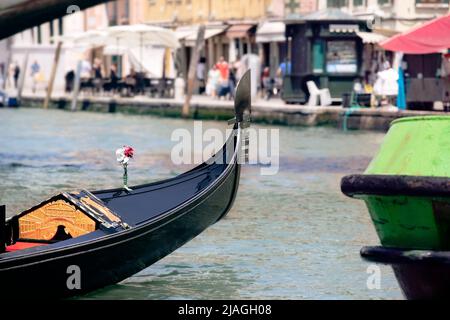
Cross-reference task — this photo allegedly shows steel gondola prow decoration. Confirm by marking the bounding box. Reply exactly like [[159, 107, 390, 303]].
[[230, 70, 252, 164], [233, 70, 252, 126]]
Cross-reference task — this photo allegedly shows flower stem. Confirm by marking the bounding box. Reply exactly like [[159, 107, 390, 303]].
[[123, 164, 132, 191]]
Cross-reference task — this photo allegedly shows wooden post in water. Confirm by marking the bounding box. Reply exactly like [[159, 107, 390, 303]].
[[182, 24, 205, 118], [2, 37, 12, 90], [71, 60, 82, 112], [44, 41, 62, 109], [17, 51, 29, 102]]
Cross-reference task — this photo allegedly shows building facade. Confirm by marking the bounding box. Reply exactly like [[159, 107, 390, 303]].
[[144, 0, 276, 25], [0, 0, 146, 93], [319, 0, 449, 32], [284, 0, 318, 15]]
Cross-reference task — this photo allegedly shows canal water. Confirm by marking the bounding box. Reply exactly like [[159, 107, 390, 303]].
[[0, 108, 402, 300]]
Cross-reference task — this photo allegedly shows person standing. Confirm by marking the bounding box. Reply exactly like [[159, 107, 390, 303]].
[[206, 65, 220, 98], [261, 67, 272, 100], [229, 65, 237, 99], [109, 64, 119, 93], [13, 62, 20, 89], [92, 58, 103, 94], [277, 60, 292, 78], [30, 60, 40, 93], [216, 56, 229, 81], [216, 57, 230, 99], [65, 69, 75, 93], [196, 57, 206, 94]]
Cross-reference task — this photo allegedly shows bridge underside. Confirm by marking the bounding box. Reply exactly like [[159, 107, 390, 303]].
[[0, 0, 114, 40]]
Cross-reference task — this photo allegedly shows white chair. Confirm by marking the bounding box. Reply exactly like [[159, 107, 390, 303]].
[[306, 81, 332, 106]]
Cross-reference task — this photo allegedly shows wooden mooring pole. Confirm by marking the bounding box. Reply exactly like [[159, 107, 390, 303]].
[[17, 51, 29, 102], [71, 60, 82, 112], [182, 24, 205, 118], [44, 41, 62, 109]]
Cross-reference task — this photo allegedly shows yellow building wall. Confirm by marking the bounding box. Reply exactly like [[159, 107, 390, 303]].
[[144, 0, 273, 25]]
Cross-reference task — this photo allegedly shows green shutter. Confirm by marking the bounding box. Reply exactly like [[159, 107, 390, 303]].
[[313, 41, 324, 73]]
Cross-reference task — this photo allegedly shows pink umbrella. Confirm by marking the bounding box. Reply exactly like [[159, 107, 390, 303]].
[[381, 13, 450, 54]]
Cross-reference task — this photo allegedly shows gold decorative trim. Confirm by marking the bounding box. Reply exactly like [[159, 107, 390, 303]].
[[19, 200, 96, 241]]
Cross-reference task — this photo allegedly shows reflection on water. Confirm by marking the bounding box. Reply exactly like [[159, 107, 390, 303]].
[[0, 108, 402, 300]]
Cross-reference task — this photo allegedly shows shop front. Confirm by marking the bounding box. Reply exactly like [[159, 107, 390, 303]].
[[176, 24, 229, 80], [256, 20, 287, 78], [282, 9, 368, 104]]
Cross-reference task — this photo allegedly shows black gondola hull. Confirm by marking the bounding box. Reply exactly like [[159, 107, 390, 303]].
[[0, 161, 240, 299]]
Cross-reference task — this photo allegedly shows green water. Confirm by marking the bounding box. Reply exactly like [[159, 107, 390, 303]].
[[0, 108, 402, 300]]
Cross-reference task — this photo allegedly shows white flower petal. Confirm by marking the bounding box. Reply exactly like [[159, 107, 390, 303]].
[[116, 148, 126, 163]]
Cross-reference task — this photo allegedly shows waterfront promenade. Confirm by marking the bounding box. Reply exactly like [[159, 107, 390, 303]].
[[20, 92, 448, 131]]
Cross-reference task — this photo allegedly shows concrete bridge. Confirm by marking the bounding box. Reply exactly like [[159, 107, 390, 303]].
[[0, 0, 114, 39]]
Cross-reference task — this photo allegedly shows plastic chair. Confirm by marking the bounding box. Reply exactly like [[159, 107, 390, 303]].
[[306, 81, 332, 106]]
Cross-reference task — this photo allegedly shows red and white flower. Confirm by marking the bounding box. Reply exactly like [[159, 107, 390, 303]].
[[116, 146, 134, 165]]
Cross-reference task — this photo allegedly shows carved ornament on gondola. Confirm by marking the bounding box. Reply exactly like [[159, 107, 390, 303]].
[[16, 190, 128, 243]]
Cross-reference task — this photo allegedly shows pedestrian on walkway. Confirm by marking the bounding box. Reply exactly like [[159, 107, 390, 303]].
[[13, 62, 20, 89], [93, 58, 103, 94], [216, 56, 230, 82], [30, 60, 41, 93], [197, 57, 206, 95], [261, 67, 272, 100], [206, 65, 220, 98], [229, 66, 237, 99], [65, 69, 75, 93], [277, 60, 292, 78], [216, 57, 231, 99]]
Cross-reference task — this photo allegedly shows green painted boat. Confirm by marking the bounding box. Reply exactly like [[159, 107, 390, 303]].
[[342, 116, 450, 250]]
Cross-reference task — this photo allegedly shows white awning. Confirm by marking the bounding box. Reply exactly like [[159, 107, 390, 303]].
[[356, 31, 387, 44], [256, 21, 286, 43], [179, 25, 228, 47], [175, 25, 198, 41]]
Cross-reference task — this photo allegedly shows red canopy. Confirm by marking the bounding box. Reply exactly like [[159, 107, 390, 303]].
[[381, 13, 450, 54]]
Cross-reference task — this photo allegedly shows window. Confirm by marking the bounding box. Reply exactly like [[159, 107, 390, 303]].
[[353, 0, 365, 6], [378, 0, 392, 6], [326, 41, 357, 74], [106, 2, 118, 25], [416, 0, 449, 7], [327, 0, 348, 8], [124, 0, 129, 18]]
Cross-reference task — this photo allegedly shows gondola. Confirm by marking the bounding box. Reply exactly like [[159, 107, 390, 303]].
[[0, 71, 252, 299]]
